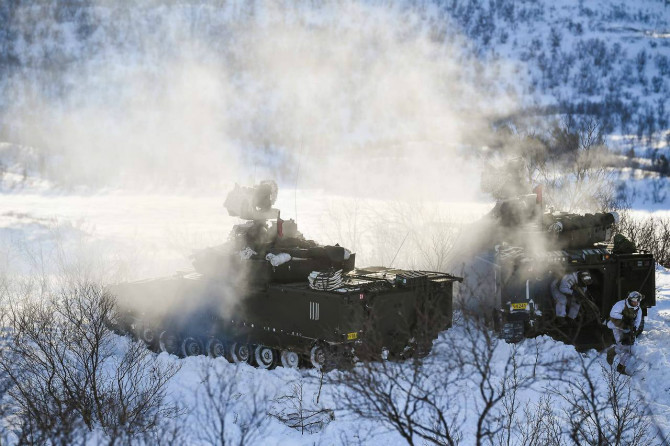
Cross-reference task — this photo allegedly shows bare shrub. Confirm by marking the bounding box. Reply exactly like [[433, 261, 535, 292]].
[[490, 117, 618, 212], [485, 336, 659, 446], [98, 340, 181, 443], [0, 279, 14, 444], [322, 197, 367, 256], [330, 307, 561, 446], [329, 355, 463, 446], [548, 354, 655, 446], [269, 379, 334, 434], [534, 119, 617, 212], [515, 396, 565, 446], [452, 311, 559, 446], [328, 298, 463, 444], [616, 211, 670, 267], [322, 197, 462, 271], [391, 203, 462, 271], [0, 279, 180, 445], [494, 394, 565, 446], [330, 424, 380, 446], [194, 363, 271, 446]]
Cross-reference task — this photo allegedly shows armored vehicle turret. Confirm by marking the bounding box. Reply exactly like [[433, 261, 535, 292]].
[[111, 181, 461, 369]]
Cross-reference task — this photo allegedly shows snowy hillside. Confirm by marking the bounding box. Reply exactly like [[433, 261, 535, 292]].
[[451, 0, 670, 144], [0, 0, 668, 197]]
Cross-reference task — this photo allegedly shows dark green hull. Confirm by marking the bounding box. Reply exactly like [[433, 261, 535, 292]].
[[112, 268, 460, 367]]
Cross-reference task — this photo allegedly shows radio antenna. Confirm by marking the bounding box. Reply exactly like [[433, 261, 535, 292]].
[[294, 139, 303, 223], [389, 231, 410, 268]]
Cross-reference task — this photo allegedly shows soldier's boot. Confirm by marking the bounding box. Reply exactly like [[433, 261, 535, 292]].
[[616, 363, 629, 375], [606, 348, 616, 365]]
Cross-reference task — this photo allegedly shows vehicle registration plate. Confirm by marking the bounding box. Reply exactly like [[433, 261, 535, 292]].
[[511, 302, 528, 310], [347, 332, 358, 340]]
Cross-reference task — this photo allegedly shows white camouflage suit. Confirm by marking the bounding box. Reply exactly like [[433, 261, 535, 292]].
[[550, 272, 586, 319], [607, 299, 642, 368]]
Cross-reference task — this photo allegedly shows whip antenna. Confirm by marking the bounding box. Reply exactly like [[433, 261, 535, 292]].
[[294, 139, 303, 223], [389, 231, 410, 268]]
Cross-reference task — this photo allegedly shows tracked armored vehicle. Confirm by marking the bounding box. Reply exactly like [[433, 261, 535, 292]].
[[111, 181, 461, 369], [461, 189, 656, 346]]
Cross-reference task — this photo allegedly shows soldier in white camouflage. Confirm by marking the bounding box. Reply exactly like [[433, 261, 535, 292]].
[[606, 291, 643, 374], [550, 271, 593, 323]]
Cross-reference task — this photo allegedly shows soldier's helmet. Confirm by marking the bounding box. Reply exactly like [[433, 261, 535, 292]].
[[578, 271, 593, 286], [627, 291, 643, 306]]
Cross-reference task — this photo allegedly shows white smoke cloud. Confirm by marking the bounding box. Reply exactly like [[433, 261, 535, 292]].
[[3, 0, 521, 200]]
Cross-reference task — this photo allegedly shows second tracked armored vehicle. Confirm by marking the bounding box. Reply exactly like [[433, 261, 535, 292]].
[[460, 189, 656, 347], [111, 181, 461, 369]]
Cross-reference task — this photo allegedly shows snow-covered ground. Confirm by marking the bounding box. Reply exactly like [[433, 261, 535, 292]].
[[636, 265, 670, 437]]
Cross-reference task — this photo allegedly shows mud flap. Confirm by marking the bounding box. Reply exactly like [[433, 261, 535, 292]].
[[501, 321, 524, 343]]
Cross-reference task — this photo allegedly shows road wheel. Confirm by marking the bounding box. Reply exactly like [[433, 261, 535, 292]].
[[181, 337, 204, 357], [230, 343, 251, 364], [141, 326, 156, 343], [140, 326, 159, 352], [206, 338, 226, 359], [254, 345, 277, 369], [280, 350, 300, 369], [159, 331, 180, 355]]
